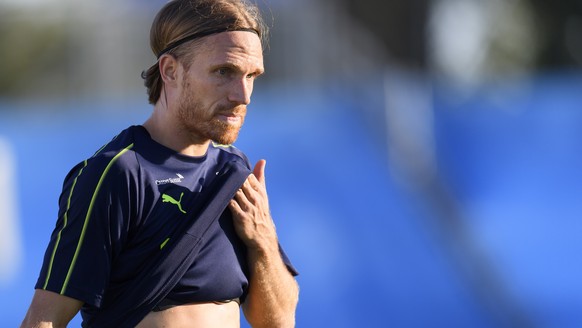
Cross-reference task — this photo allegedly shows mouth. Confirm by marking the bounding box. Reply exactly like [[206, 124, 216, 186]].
[[216, 113, 242, 124]]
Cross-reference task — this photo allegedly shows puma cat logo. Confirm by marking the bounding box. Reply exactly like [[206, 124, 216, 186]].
[[162, 192, 186, 214]]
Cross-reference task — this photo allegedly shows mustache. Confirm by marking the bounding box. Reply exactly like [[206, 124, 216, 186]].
[[216, 105, 247, 116]]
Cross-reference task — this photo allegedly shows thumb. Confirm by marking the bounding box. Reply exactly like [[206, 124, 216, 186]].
[[252, 159, 267, 187]]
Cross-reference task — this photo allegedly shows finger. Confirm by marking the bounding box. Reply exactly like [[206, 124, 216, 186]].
[[246, 177, 260, 194], [229, 199, 242, 214], [233, 188, 250, 205], [237, 180, 253, 200], [252, 159, 267, 187], [230, 190, 247, 215]]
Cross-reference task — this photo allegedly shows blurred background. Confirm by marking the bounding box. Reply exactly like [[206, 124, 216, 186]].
[[1, 0, 581, 327]]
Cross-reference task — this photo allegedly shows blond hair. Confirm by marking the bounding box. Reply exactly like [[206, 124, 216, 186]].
[[142, 0, 268, 104]]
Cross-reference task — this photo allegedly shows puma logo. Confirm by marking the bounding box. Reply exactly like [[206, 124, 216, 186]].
[[162, 192, 186, 214]]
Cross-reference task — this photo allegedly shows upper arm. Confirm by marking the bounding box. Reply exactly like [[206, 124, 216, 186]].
[[21, 289, 83, 328]]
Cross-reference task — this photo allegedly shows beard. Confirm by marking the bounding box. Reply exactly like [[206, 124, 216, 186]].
[[177, 85, 246, 145]]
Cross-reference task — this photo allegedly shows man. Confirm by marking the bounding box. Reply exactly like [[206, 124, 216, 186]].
[[20, 0, 299, 327]]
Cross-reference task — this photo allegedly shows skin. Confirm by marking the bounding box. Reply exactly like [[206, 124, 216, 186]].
[[20, 31, 298, 328]]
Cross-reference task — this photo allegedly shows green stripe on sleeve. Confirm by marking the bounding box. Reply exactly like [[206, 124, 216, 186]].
[[59, 143, 134, 294], [42, 160, 88, 289]]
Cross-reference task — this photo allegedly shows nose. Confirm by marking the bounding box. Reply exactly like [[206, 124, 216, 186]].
[[227, 78, 253, 105]]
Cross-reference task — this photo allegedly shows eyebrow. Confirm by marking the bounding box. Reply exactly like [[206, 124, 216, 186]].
[[213, 62, 264, 75]]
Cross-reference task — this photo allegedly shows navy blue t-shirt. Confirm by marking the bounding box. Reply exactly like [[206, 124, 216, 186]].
[[35, 125, 297, 322]]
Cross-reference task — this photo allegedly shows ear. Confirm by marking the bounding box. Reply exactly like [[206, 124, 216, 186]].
[[158, 54, 180, 86]]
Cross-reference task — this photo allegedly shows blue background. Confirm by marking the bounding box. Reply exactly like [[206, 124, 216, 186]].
[[1, 74, 582, 327]]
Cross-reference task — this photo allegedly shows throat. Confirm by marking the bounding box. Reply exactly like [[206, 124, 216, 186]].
[[142, 119, 211, 157]]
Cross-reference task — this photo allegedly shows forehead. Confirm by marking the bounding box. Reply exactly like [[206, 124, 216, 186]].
[[194, 31, 264, 70]]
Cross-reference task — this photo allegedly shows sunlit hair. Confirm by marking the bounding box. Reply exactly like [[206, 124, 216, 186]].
[[142, 0, 268, 105]]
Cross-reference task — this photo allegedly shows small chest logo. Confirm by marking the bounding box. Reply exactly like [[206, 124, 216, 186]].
[[155, 173, 184, 186], [162, 192, 187, 214]]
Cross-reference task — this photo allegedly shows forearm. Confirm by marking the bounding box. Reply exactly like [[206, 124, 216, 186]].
[[20, 319, 66, 328], [231, 161, 299, 327], [243, 245, 299, 328], [20, 289, 82, 328]]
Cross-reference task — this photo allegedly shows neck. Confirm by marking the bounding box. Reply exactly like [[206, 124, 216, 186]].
[[144, 102, 211, 157]]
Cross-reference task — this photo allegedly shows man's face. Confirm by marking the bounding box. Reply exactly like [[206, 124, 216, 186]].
[[176, 31, 264, 145]]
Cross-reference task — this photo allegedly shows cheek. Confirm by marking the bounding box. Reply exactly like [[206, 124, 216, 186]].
[[180, 77, 231, 117]]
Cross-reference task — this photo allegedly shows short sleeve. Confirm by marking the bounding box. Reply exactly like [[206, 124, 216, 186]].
[[35, 151, 136, 307]]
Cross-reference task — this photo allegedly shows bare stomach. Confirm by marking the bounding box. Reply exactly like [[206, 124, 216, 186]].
[[136, 301, 241, 328]]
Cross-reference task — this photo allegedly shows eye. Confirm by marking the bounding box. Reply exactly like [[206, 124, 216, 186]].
[[246, 71, 263, 80], [215, 67, 235, 77]]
